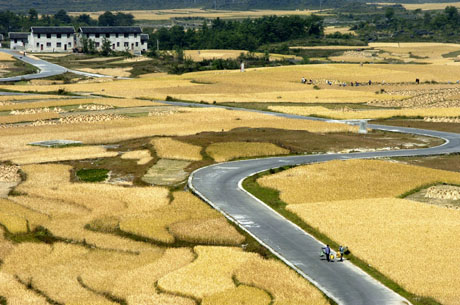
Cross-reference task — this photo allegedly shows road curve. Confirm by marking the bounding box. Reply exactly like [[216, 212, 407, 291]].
[[0, 49, 67, 82], [0, 49, 121, 82], [185, 103, 460, 305]]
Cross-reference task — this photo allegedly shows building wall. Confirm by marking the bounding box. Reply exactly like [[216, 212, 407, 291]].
[[79, 33, 143, 53], [10, 39, 27, 50], [28, 33, 75, 53]]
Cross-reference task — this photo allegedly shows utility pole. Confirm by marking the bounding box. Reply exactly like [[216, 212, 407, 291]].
[[157, 39, 159, 51]]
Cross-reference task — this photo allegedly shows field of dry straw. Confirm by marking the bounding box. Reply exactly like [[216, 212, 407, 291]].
[[260, 159, 460, 304], [0, 92, 335, 304]]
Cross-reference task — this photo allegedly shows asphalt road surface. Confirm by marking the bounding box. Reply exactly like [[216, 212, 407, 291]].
[[0, 49, 117, 82], [183, 101, 460, 305]]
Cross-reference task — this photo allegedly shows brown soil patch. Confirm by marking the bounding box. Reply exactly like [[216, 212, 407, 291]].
[[176, 127, 442, 154], [372, 119, 460, 133], [393, 154, 460, 173]]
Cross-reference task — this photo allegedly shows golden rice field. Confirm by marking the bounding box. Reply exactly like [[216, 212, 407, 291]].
[[184, 49, 301, 62], [399, 2, 460, 10], [0, 160, 327, 304], [121, 149, 153, 165], [151, 137, 203, 161], [206, 142, 290, 162], [0, 65, 425, 103], [287, 198, 460, 305], [269, 105, 460, 120], [0, 53, 15, 61], [68, 8, 319, 21], [259, 159, 460, 204], [0, 146, 118, 165], [324, 26, 356, 35], [261, 159, 460, 304]]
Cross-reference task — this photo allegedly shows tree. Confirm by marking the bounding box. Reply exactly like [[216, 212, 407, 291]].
[[98, 11, 116, 26], [54, 9, 71, 24], [385, 7, 395, 21], [101, 37, 113, 56], [28, 9, 38, 22], [77, 14, 93, 25]]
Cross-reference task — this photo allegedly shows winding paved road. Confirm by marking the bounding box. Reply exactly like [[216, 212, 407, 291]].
[[0, 49, 117, 82], [183, 103, 460, 305]]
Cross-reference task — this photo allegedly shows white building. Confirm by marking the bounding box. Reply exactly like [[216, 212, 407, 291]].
[[28, 27, 75, 52], [78, 27, 144, 54], [9, 32, 29, 50], [140, 34, 149, 53]]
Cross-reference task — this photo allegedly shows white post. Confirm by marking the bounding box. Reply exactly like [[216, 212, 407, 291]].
[[240, 62, 245, 72]]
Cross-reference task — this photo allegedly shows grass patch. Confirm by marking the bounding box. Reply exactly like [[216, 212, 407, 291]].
[[242, 168, 442, 305], [442, 50, 460, 58], [76, 168, 109, 182]]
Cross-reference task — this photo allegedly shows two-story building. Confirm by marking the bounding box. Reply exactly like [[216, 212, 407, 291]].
[[28, 27, 76, 52], [140, 34, 149, 53], [78, 26, 144, 53], [9, 32, 29, 50]]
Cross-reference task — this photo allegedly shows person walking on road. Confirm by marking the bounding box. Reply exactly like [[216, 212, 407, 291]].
[[325, 245, 331, 262]]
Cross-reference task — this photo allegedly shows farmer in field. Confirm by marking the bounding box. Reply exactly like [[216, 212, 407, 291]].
[[301, 77, 306, 84]]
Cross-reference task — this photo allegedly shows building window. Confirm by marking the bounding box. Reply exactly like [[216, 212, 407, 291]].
[[135, 42, 138, 47], [124, 33, 129, 38], [57, 34, 61, 38], [14, 39, 17, 43], [68, 42, 72, 46], [134, 34, 137, 38], [116, 34, 119, 38], [46, 42, 51, 47], [117, 42, 120, 47], [37, 34, 41, 38], [67, 34, 70, 38], [36, 43, 39, 47], [96, 42, 100, 47], [106, 33, 110, 38], [57, 42, 61, 48], [124, 42, 128, 47], [47, 34, 51, 39], [95, 34, 100, 38]]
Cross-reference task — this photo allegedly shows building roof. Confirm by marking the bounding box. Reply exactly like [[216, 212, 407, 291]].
[[79, 26, 142, 34], [9, 32, 29, 40], [31, 27, 75, 34], [140, 34, 149, 42]]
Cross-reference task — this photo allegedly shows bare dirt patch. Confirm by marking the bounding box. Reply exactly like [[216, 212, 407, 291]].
[[406, 185, 460, 209], [142, 159, 191, 186]]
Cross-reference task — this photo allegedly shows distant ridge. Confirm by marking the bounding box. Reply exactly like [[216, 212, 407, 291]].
[[0, 0, 457, 13]]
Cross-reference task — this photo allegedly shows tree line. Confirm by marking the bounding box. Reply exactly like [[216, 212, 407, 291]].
[[351, 5, 460, 42], [148, 15, 324, 52], [0, 10, 134, 35]]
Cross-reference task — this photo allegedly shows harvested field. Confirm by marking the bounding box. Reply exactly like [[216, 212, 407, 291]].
[[0, 98, 156, 112], [425, 185, 460, 200], [0, 272, 49, 305], [0, 112, 59, 124], [152, 137, 202, 161], [287, 198, 460, 305], [0, 108, 357, 157], [184, 50, 300, 62], [9, 107, 64, 115], [142, 159, 191, 186], [259, 159, 460, 204], [324, 26, 356, 35], [79, 67, 132, 78], [206, 141, 290, 162], [269, 105, 460, 120], [0, 146, 118, 164], [121, 150, 153, 165], [0, 94, 60, 102], [0, 164, 20, 182], [0, 198, 48, 233]]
